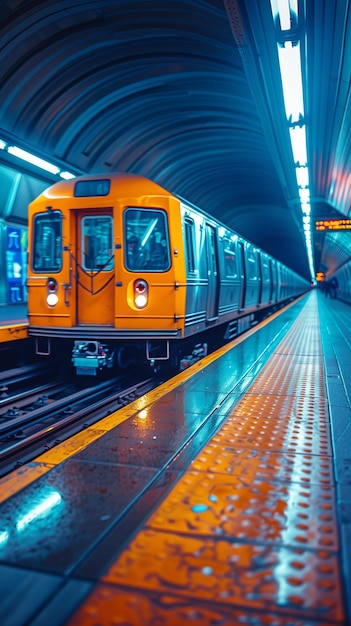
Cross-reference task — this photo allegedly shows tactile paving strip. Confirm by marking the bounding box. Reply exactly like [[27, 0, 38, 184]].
[[275, 314, 322, 357], [212, 412, 332, 455], [226, 391, 329, 423], [68, 584, 326, 626], [102, 529, 344, 622], [71, 294, 347, 624], [191, 445, 335, 485], [246, 355, 326, 397], [146, 469, 339, 550]]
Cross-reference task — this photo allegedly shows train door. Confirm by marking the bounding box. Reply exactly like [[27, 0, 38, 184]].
[[206, 224, 219, 320], [75, 211, 115, 325], [257, 252, 263, 305], [238, 241, 246, 310], [269, 259, 274, 302]]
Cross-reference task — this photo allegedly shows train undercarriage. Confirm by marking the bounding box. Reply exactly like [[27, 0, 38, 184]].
[[32, 303, 283, 377]]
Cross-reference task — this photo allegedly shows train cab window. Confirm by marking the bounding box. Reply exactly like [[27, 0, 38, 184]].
[[124, 208, 170, 271], [184, 219, 195, 273], [222, 238, 237, 278], [32, 211, 62, 272], [81, 216, 113, 271]]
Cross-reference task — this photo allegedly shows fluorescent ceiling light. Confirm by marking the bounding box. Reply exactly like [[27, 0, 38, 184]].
[[1, 138, 79, 181], [7, 146, 60, 175], [301, 203, 311, 215], [289, 126, 307, 165], [277, 0, 292, 30], [278, 42, 304, 122], [296, 166, 309, 188], [60, 171, 76, 180], [299, 188, 310, 203], [270, 0, 298, 31], [271, 0, 314, 280]]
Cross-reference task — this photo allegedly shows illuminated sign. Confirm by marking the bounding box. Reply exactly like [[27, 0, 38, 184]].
[[315, 272, 325, 282], [6, 226, 27, 303], [315, 218, 351, 231]]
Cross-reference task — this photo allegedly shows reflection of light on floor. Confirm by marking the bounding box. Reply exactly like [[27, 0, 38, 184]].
[[275, 549, 293, 606], [0, 530, 9, 546], [16, 490, 62, 532]]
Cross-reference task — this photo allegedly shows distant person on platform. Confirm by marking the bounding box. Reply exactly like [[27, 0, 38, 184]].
[[330, 276, 339, 299]]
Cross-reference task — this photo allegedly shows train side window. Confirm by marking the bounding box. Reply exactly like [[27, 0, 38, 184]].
[[247, 249, 258, 280], [261, 258, 270, 282], [222, 238, 237, 278], [82, 216, 113, 271], [32, 212, 62, 272], [124, 208, 170, 272], [184, 219, 195, 273]]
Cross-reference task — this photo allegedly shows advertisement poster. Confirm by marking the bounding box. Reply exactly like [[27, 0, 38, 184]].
[[6, 226, 28, 303]]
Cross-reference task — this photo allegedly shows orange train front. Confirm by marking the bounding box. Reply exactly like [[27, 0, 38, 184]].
[[27, 173, 309, 375]]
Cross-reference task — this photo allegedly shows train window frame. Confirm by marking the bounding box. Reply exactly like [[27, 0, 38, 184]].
[[184, 218, 195, 273], [32, 211, 63, 273], [124, 208, 170, 272], [81, 215, 114, 272]]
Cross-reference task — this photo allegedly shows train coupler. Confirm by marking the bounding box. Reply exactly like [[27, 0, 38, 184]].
[[72, 340, 113, 375]]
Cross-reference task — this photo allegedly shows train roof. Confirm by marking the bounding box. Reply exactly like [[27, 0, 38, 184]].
[[30, 173, 174, 203]]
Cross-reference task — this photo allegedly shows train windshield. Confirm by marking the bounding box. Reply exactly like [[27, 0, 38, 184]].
[[81, 216, 114, 271], [32, 211, 62, 272], [124, 208, 170, 271]]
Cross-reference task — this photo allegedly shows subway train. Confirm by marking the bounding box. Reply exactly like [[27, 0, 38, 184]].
[[27, 173, 310, 375]]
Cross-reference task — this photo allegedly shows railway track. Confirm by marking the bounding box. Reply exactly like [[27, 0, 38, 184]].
[[0, 362, 59, 395], [0, 371, 158, 477]]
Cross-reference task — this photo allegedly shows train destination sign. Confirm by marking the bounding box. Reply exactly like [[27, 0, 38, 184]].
[[315, 218, 351, 231]]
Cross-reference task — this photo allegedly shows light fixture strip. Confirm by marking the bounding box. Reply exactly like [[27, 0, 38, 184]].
[[277, 43, 304, 122], [270, 0, 314, 280], [0, 138, 76, 180]]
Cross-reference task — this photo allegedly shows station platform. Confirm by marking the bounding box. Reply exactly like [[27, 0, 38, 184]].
[[0, 303, 28, 343], [0, 289, 350, 625]]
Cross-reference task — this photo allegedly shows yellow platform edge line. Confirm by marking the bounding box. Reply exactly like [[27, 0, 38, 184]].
[[0, 324, 28, 342], [0, 293, 309, 501]]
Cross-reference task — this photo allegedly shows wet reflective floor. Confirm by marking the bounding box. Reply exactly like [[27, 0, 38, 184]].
[[0, 291, 350, 625]]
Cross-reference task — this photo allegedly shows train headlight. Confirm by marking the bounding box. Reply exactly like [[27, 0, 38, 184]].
[[134, 279, 148, 308], [46, 278, 59, 307]]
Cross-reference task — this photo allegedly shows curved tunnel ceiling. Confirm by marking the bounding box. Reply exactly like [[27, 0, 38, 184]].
[[0, 0, 350, 281]]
